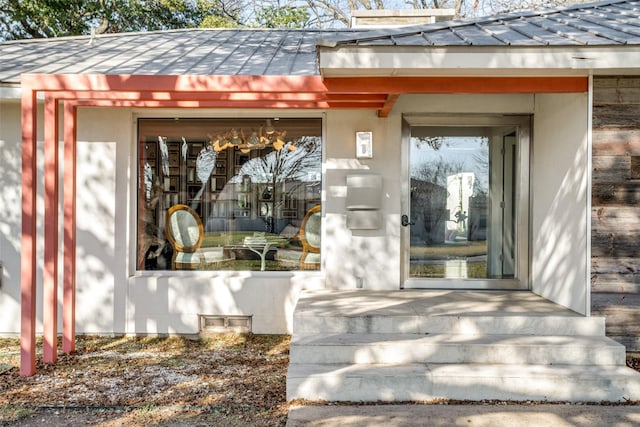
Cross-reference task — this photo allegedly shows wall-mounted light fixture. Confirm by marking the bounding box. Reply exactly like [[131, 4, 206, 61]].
[[356, 131, 373, 159]]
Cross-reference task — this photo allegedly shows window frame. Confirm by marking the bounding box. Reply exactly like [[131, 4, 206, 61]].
[[134, 114, 325, 274]]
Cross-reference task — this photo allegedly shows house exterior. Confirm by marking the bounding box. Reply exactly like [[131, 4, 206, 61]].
[[1, 0, 640, 396]]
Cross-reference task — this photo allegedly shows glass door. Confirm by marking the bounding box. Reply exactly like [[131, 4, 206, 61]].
[[402, 115, 530, 289]]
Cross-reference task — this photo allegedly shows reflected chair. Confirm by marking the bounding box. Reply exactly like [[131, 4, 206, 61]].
[[276, 205, 321, 270], [165, 204, 231, 269]]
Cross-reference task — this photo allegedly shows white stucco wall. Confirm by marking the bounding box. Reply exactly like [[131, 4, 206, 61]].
[[77, 108, 326, 335], [0, 91, 592, 336], [324, 109, 402, 290], [531, 93, 590, 315], [324, 94, 538, 291], [128, 273, 318, 334], [0, 101, 26, 336], [74, 108, 129, 333], [0, 104, 326, 336], [0, 101, 50, 336]]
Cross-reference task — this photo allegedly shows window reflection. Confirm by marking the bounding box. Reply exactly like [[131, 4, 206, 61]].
[[137, 118, 322, 271], [410, 129, 516, 280]]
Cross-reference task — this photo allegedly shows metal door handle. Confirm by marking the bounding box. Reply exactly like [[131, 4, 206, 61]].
[[401, 214, 414, 227]]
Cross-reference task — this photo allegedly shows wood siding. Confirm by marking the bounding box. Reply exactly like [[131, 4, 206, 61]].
[[591, 76, 640, 350]]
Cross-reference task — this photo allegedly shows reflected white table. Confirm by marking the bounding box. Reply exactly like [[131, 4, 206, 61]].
[[240, 236, 287, 271]]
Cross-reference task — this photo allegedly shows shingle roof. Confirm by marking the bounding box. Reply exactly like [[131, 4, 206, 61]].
[[318, 0, 640, 47], [0, 0, 639, 85]]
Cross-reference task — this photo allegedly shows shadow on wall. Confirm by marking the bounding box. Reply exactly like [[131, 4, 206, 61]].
[[74, 140, 314, 334], [324, 213, 399, 290], [323, 158, 398, 290], [130, 272, 310, 335], [533, 121, 588, 314], [75, 141, 120, 333], [0, 135, 22, 333]]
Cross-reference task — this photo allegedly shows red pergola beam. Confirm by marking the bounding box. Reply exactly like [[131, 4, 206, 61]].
[[20, 74, 331, 93], [50, 90, 388, 103], [70, 100, 385, 109], [41, 90, 387, 110], [43, 95, 59, 363], [20, 87, 37, 377], [21, 74, 589, 95], [62, 102, 77, 355], [71, 99, 334, 109]]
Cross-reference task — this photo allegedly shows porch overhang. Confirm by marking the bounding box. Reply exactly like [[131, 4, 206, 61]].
[[17, 73, 590, 117], [19, 71, 589, 376]]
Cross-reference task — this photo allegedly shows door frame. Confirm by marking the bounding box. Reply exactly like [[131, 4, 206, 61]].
[[400, 114, 531, 290]]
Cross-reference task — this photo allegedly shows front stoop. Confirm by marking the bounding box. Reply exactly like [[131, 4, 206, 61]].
[[286, 290, 640, 403]]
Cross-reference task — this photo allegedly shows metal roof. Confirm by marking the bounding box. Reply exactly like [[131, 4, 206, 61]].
[[0, 29, 361, 84], [0, 0, 639, 85], [318, 0, 640, 47]]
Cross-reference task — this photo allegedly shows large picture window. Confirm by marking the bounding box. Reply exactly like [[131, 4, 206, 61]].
[[137, 118, 322, 271]]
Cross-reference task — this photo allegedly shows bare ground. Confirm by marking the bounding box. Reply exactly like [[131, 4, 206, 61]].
[[0, 335, 290, 426], [1, 337, 640, 426]]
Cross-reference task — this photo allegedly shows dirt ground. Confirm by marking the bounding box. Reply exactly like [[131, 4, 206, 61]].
[[1, 337, 640, 426], [0, 335, 290, 426]]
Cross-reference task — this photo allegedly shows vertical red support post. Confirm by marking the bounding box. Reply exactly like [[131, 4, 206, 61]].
[[43, 95, 59, 363], [20, 87, 38, 376], [62, 102, 77, 354]]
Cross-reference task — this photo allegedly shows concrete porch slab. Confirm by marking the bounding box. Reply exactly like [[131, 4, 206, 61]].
[[295, 290, 588, 317], [293, 290, 606, 336]]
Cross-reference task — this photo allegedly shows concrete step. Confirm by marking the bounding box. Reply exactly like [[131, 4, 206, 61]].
[[290, 333, 626, 366], [287, 291, 638, 403], [287, 362, 640, 402], [292, 314, 606, 336]]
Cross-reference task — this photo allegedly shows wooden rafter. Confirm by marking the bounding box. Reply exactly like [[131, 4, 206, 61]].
[[378, 94, 400, 118]]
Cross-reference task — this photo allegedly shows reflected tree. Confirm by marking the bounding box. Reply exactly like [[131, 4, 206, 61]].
[[410, 135, 490, 245], [228, 136, 321, 232], [413, 156, 465, 187]]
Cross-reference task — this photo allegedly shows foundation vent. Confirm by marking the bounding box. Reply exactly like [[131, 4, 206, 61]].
[[199, 315, 252, 334]]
